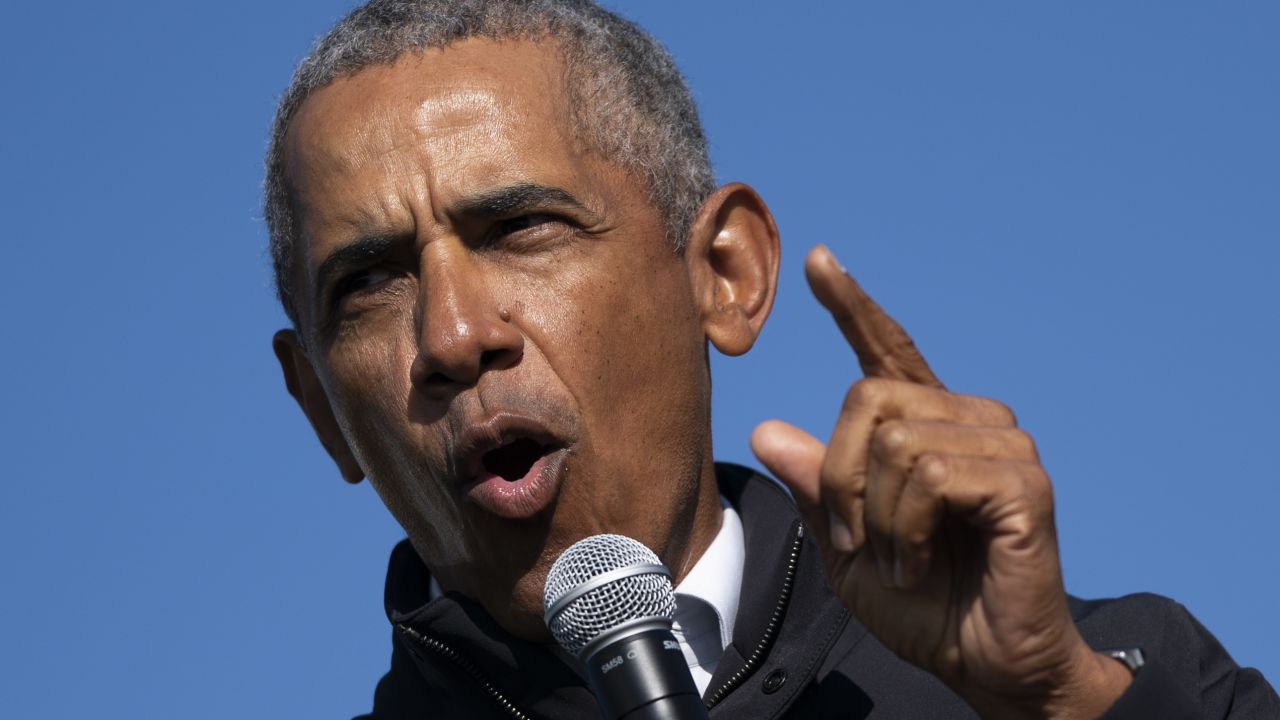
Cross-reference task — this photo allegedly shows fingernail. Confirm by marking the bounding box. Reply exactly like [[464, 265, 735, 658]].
[[828, 510, 854, 552]]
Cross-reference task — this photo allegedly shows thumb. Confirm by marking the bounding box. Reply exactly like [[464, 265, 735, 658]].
[[751, 419, 826, 515]]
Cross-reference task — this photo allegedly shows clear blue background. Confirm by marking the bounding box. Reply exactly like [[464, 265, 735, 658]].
[[2, 1, 1276, 716]]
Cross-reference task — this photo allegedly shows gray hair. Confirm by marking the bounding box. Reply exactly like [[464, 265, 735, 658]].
[[264, 0, 715, 328]]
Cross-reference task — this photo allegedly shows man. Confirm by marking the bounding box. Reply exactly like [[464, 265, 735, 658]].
[[266, 1, 1278, 717]]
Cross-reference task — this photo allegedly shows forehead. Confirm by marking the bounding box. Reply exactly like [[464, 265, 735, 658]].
[[288, 38, 574, 158], [282, 37, 595, 243]]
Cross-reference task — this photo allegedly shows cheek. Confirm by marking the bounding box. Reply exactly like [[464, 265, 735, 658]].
[[599, 267, 703, 394], [526, 254, 702, 385], [326, 320, 415, 442], [530, 250, 709, 464], [325, 329, 417, 483], [322, 322, 471, 556]]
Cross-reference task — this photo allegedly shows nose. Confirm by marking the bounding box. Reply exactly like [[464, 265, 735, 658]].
[[410, 243, 523, 394]]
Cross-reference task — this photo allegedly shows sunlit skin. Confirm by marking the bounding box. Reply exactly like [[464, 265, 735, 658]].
[[272, 39, 778, 640], [273, 36, 1133, 718]]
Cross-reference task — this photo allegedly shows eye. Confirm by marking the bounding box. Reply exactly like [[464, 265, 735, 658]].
[[332, 266, 395, 303], [497, 213, 559, 237]]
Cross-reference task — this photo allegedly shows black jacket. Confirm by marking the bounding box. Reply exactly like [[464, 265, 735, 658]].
[[357, 464, 1279, 718]]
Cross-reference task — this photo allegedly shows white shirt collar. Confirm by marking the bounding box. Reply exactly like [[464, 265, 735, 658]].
[[426, 497, 747, 696], [669, 497, 745, 695]]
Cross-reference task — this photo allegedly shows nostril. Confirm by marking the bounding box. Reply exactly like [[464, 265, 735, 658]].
[[410, 330, 522, 390], [409, 352, 461, 390], [479, 348, 520, 371]]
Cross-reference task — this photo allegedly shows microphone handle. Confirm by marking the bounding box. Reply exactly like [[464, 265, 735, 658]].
[[619, 694, 709, 720], [583, 627, 710, 720]]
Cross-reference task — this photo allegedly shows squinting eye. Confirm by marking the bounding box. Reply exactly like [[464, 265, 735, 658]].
[[333, 267, 394, 302], [498, 214, 557, 236]]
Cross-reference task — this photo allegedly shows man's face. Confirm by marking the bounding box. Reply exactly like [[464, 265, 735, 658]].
[[280, 39, 717, 637]]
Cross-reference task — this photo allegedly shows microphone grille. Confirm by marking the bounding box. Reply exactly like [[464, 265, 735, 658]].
[[542, 534, 676, 655]]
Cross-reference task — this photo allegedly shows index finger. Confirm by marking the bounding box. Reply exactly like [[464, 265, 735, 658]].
[[805, 245, 944, 390]]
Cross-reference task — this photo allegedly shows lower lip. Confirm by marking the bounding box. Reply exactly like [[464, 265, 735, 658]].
[[463, 448, 569, 519]]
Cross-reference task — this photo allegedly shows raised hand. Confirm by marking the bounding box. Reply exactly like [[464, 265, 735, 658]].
[[751, 246, 1132, 719]]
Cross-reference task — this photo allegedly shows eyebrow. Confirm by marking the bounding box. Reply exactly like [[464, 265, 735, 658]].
[[453, 182, 597, 220], [311, 234, 401, 312], [309, 183, 598, 316]]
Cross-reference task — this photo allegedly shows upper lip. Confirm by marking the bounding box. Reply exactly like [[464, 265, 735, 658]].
[[452, 412, 563, 485]]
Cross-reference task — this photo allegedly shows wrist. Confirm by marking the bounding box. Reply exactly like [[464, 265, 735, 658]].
[[1027, 644, 1134, 720], [964, 641, 1134, 720]]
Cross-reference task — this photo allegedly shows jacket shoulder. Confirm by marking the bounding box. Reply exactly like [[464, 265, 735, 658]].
[[1070, 592, 1279, 719]]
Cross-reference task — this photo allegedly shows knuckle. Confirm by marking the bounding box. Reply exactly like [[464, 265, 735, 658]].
[[1020, 463, 1050, 491], [902, 530, 934, 552], [1023, 465, 1054, 505], [1003, 510, 1036, 539], [843, 378, 889, 414], [1009, 429, 1039, 460], [839, 385, 863, 416], [872, 419, 914, 459], [989, 400, 1017, 426], [916, 453, 949, 487], [1008, 464, 1055, 523]]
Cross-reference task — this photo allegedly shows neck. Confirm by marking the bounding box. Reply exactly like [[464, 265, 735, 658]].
[[663, 457, 725, 587]]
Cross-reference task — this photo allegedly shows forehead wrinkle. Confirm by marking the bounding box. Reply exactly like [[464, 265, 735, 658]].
[[288, 38, 636, 325], [296, 161, 422, 248], [287, 38, 588, 208], [413, 86, 505, 132], [287, 97, 423, 226], [289, 79, 404, 177], [412, 86, 521, 223]]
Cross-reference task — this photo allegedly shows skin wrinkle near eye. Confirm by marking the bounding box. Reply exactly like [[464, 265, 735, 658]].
[[309, 236, 410, 344], [313, 92, 580, 310], [264, 7, 721, 337], [291, 191, 420, 345], [280, 40, 724, 640], [313, 183, 606, 341]]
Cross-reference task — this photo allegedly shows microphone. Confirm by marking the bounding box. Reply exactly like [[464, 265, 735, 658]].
[[543, 534, 709, 720]]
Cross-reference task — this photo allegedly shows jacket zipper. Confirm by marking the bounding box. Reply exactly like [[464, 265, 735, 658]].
[[703, 522, 804, 710], [397, 521, 805, 719], [398, 624, 533, 720]]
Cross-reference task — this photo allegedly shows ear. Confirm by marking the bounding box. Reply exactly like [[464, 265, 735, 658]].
[[686, 183, 781, 356], [272, 329, 366, 484]]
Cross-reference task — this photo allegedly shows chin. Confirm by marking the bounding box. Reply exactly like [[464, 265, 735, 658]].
[[487, 572, 556, 643]]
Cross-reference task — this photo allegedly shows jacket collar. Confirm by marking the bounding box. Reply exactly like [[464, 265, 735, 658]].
[[383, 539, 591, 714], [379, 463, 855, 717]]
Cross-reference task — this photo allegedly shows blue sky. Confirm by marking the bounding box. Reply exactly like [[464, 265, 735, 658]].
[[2, 1, 1276, 716]]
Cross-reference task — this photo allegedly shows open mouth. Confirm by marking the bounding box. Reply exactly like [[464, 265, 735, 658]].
[[456, 414, 570, 518], [481, 437, 549, 482]]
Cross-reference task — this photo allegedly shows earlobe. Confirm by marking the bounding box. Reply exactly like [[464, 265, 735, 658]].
[[686, 183, 781, 357], [272, 329, 366, 485]]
